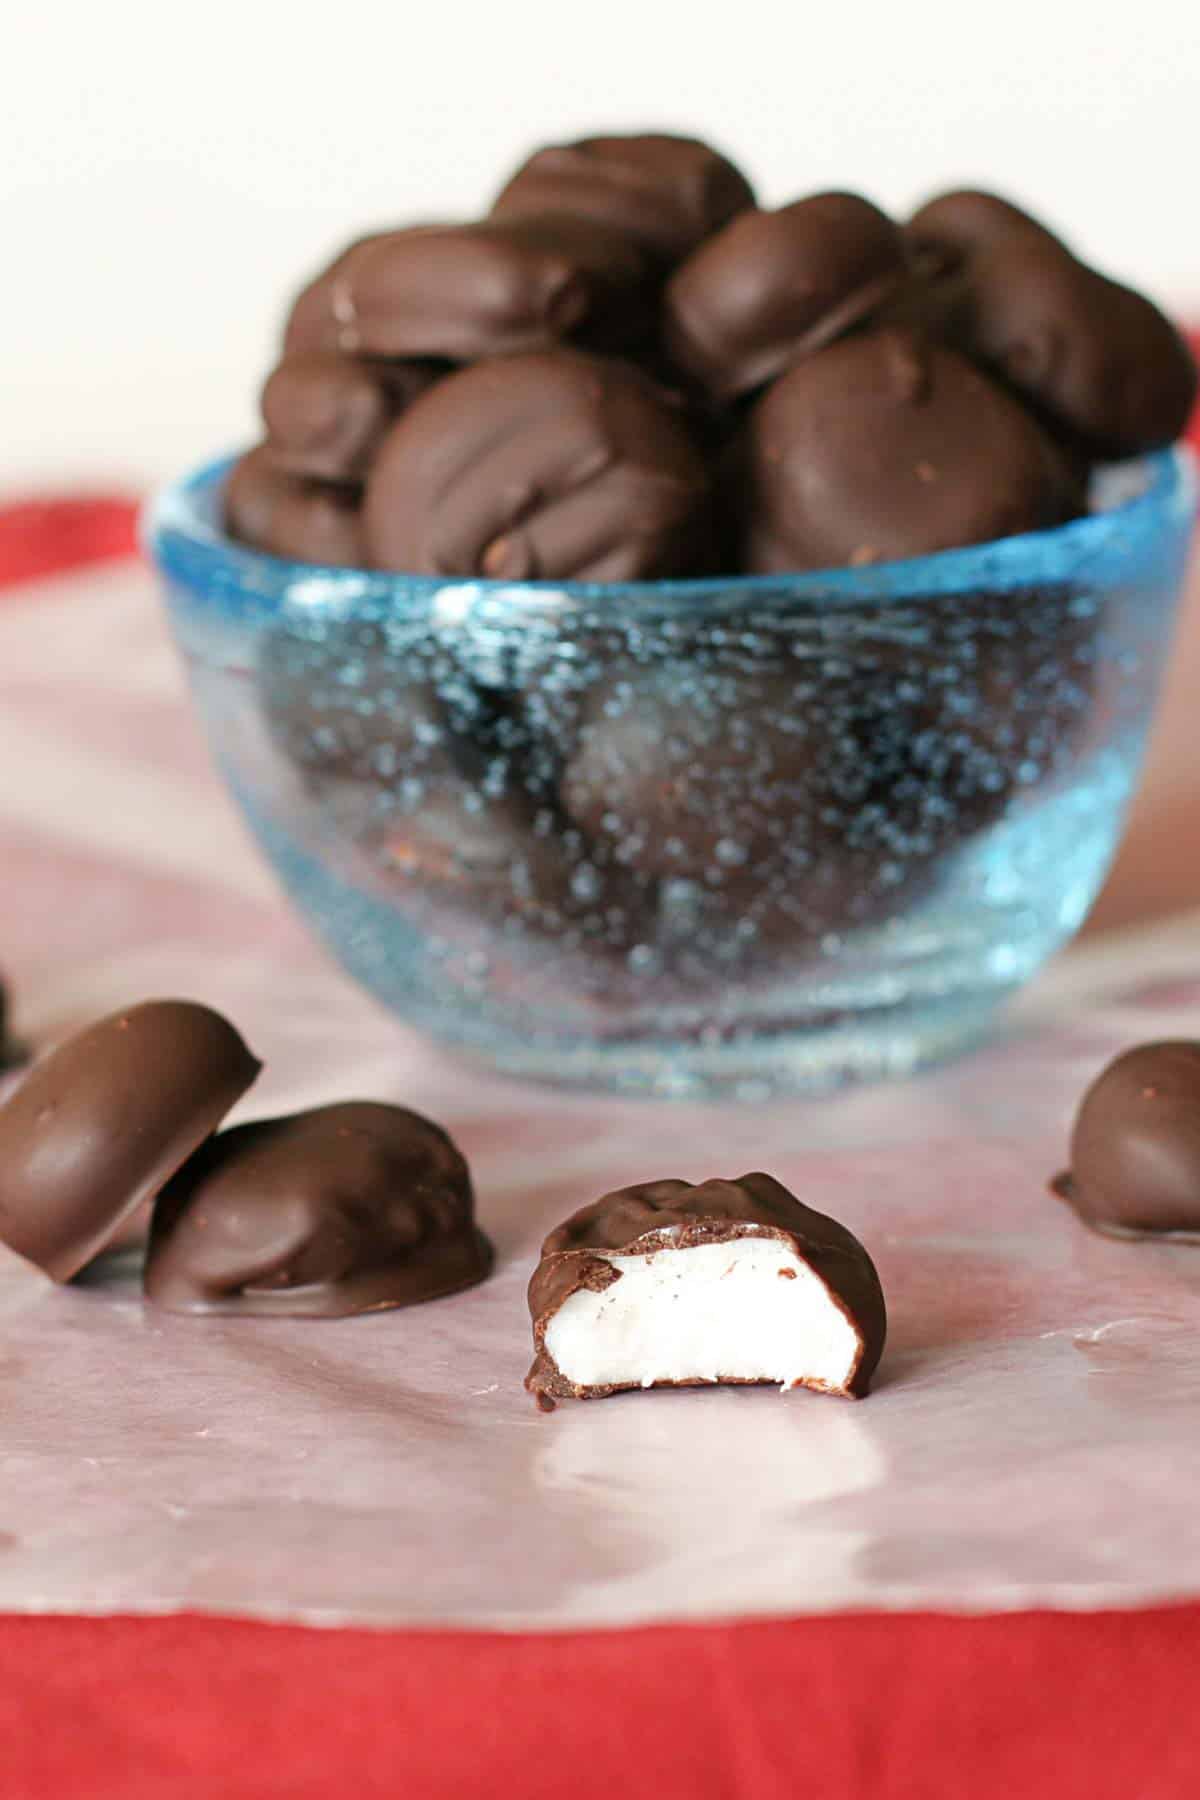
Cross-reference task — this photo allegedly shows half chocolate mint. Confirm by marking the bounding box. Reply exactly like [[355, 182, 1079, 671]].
[[0, 1000, 260, 1281]]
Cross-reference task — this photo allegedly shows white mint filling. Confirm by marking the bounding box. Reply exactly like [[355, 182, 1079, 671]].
[[545, 1234, 860, 1393]]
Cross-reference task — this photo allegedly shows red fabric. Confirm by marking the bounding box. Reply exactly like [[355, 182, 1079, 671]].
[[0, 495, 139, 588], [2, 342, 1199, 1798], [1, 1607, 1199, 1799]]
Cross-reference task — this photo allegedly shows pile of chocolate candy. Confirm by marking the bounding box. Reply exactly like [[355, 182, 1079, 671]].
[[227, 132, 1196, 579]]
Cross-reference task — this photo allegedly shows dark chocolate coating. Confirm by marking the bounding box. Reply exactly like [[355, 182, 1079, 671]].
[[283, 222, 582, 360], [481, 215, 660, 351], [739, 327, 1084, 573], [225, 447, 366, 567], [909, 190, 1050, 255], [526, 1173, 887, 1401], [144, 1102, 492, 1315], [363, 349, 712, 580], [907, 190, 1198, 457], [261, 351, 440, 483], [663, 192, 909, 400], [491, 132, 755, 265], [1053, 1041, 1200, 1240], [0, 1001, 260, 1281], [283, 218, 656, 363]]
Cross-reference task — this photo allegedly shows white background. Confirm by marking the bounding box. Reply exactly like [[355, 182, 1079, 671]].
[[4, 0, 1198, 489]]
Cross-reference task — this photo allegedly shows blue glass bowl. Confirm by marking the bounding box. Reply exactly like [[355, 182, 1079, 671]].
[[148, 450, 1197, 1099]]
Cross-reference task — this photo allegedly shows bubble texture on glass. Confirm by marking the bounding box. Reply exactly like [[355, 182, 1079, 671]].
[[147, 450, 1197, 1097]]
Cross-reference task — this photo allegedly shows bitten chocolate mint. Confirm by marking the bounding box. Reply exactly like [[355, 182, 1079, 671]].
[[526, 1173, 886, 1406]]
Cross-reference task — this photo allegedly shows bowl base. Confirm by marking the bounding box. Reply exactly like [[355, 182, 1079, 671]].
[[233, 777, 1044, 1101], [438, 988, 1012, 1102]]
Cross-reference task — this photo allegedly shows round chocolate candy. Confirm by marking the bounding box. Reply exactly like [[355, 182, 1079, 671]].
[[261, 350, 441, 483], [1053, 1041, 1200, 1240], [738, 326, 1084, 573], [663, 192, 909, 401], [144, 1102, 493, 1316], [363, 348, 712, 581], [907, 190, 1198, 457], [225, 447, 366, 567], [283, 217, 656, 363], [491, 132, 755, 266], [0, 1000, 261, 1281]]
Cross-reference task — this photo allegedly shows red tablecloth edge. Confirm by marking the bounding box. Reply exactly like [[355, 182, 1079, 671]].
[[3, 1603, 1200, 1800], [0, 494, 140, 587]]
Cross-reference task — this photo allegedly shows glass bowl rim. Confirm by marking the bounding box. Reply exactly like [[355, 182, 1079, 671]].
[[145, 444, 1197, 623]]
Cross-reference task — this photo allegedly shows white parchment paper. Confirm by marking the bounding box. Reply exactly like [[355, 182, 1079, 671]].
[[2, 559, 1200, 1629]]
